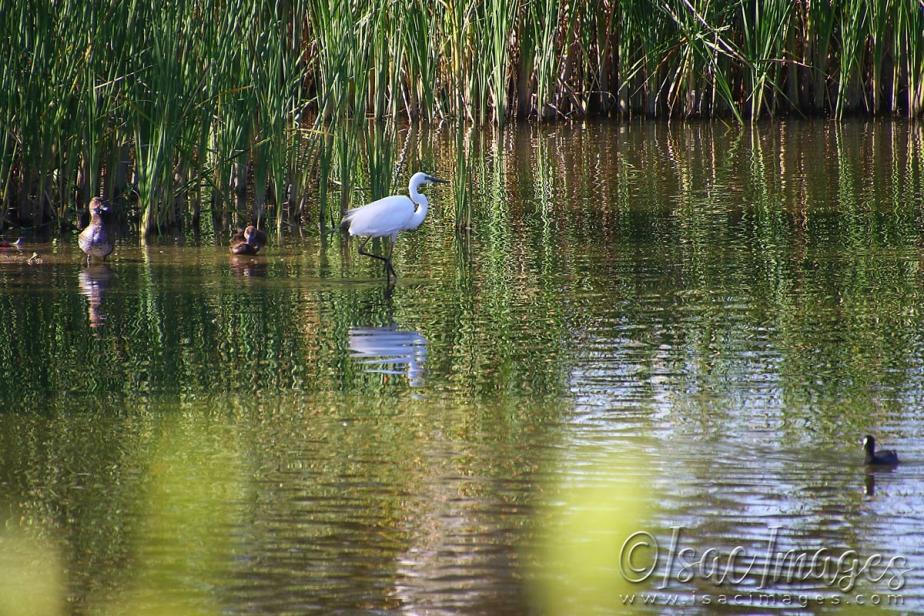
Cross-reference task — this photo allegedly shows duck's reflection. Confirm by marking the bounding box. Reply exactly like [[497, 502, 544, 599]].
[[230, 256, 269, 278], [348, 326, 427, 387], [865, 473, 876, 496], [78, 265, 114, 330], [863, 464, 898, 496]]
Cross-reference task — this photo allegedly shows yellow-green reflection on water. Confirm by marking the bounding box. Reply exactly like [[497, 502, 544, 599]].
[[1, 120, 923, 613]]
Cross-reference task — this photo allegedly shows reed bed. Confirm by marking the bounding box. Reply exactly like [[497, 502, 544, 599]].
[[2, 0, 924, 234]]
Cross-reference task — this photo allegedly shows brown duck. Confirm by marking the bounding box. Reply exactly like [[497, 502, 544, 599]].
[[230, 225, 267, 255], [78, 197, 113, 263]]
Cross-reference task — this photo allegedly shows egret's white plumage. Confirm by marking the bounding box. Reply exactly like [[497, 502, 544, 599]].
[[342, 171, 447, 280], [343, 194, 420, 238]]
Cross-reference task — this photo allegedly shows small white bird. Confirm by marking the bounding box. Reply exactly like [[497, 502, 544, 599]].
[[342, 171, 448, 280]]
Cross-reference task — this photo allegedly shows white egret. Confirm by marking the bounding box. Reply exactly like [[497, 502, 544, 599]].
[[341, 171, 448, 279]]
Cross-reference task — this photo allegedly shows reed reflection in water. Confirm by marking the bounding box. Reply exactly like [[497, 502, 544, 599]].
[[0, 120, 923, 613]]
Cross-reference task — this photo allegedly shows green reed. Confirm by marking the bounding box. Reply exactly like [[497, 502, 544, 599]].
[[835, 0, 867, 118], [4, 0, 924, 234], [741, 0, 792, 118], [401, 0, 436, 121], [897, 0, 924, 117], [528, 0, 563, 119]]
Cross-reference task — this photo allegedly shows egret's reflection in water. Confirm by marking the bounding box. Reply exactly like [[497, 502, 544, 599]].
[[78, 265, 114, 330], [348, 326, 427, 386]]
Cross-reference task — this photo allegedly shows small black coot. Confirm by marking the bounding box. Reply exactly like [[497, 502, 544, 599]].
[[863, 435, 899, 466]]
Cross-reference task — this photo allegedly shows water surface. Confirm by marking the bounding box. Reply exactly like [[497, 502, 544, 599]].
[[1, 120, 924, 613]]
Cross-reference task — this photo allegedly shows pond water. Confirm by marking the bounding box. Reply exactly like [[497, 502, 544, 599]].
[[1, 120, 924, 614]]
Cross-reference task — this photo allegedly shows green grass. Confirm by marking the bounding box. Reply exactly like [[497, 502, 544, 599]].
[[3, 0, 924, 233]]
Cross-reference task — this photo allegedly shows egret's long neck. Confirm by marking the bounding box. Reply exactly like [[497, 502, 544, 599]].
[[408, 177, 424, 204], [408, 194, 429, 230], [407, 178, 429, 229]]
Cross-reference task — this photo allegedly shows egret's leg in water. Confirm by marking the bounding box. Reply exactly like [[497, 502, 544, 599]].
[[358, 236, 389, 275], [385, 236, 397, 279]]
